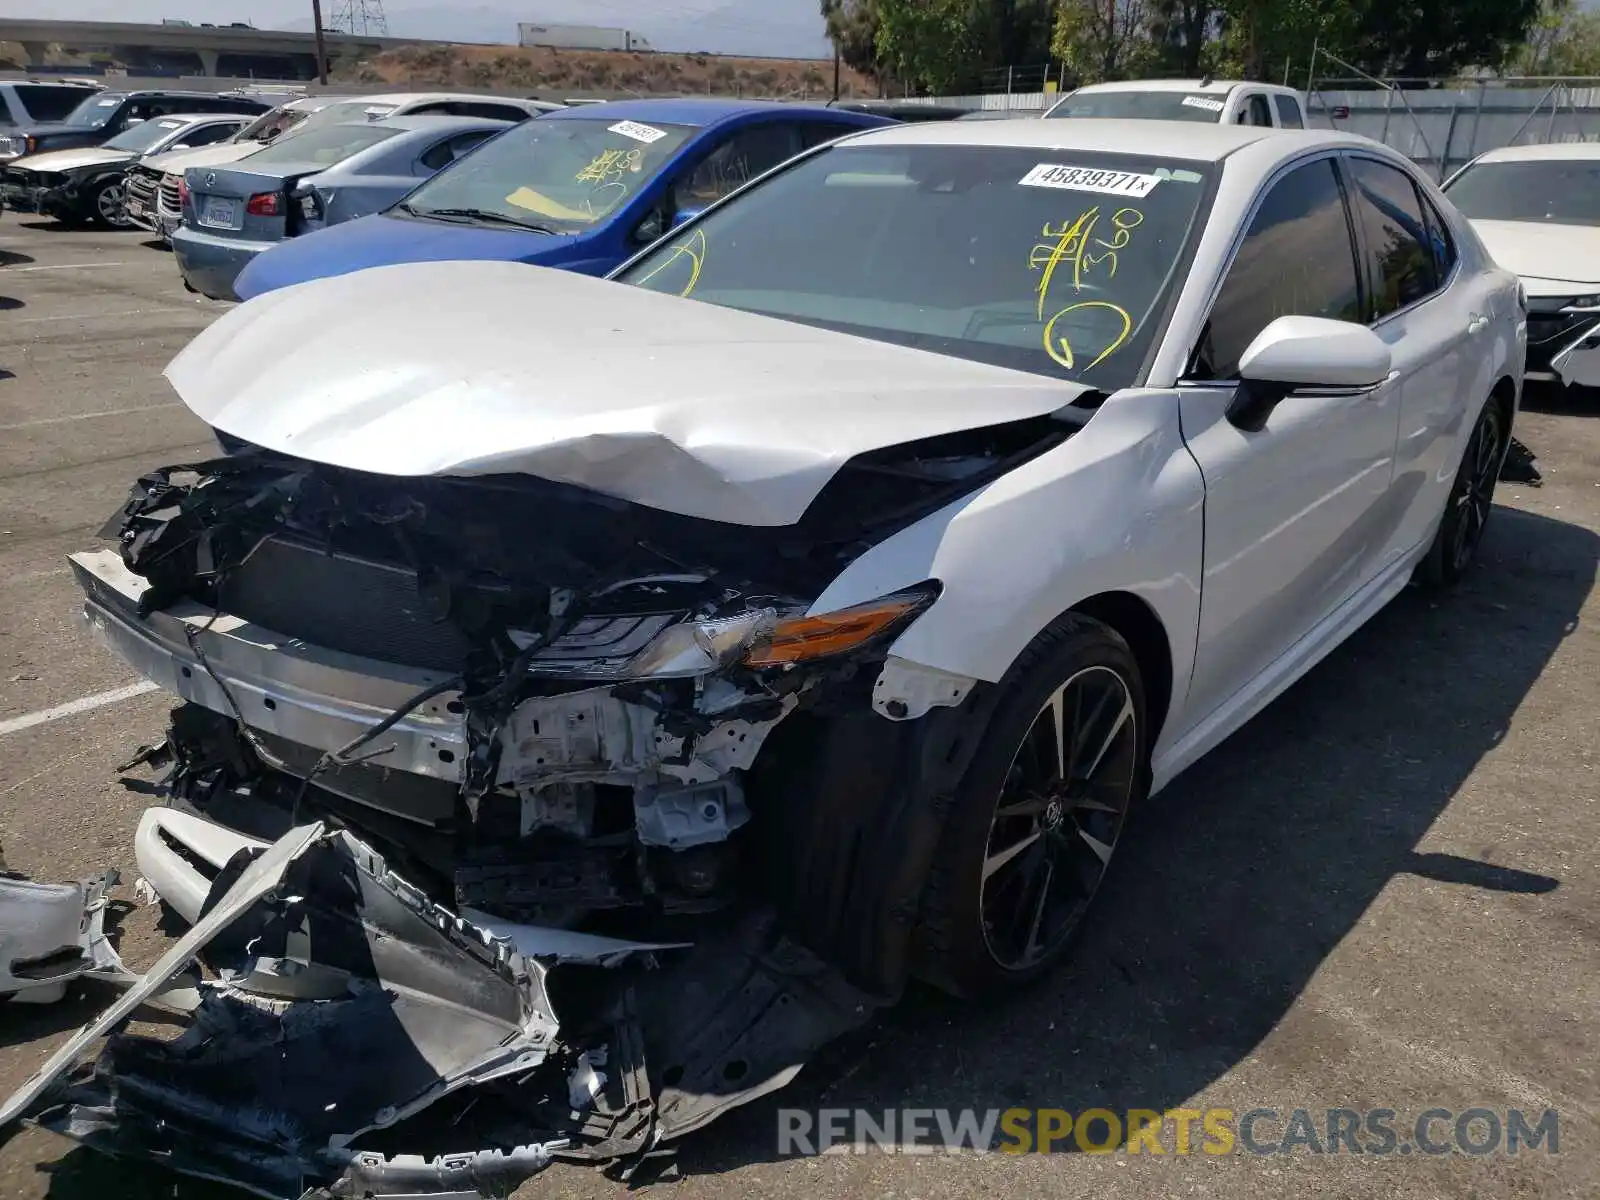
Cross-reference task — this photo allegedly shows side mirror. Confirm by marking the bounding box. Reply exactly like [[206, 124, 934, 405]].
[[169, 143, 191, 152], [1228, 315, 1393, 431], [124, 116, 146, 127], [670, 206, 705, 230]]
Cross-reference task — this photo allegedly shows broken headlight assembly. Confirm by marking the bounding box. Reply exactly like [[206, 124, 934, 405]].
[[504, 583, 940, 681], [743, 583, 941, 669]]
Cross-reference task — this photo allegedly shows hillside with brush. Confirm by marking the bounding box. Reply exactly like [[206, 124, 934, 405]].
[[333, 43, 877, 101]]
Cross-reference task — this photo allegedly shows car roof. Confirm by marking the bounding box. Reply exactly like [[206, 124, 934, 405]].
[[541, 97, 883, 128], [1472, 141, 1600, 164], [150, 112, 251, 125], [834, 116, 1342, 162], [1071, 78, 1300, 96], [366, 113, 514, 134], [356, 92, 539, 108]]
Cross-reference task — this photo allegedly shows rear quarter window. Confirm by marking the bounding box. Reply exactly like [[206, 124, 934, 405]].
[[15, 85, 89, 122]]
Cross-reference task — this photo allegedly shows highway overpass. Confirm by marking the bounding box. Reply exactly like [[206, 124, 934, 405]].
[[0, 17, 468, 79]]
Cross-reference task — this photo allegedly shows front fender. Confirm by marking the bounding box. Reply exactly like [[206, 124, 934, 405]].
[[810, 389, 1205, 761]]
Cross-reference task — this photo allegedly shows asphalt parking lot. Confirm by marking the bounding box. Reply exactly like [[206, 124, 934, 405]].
[[0, 218, 1595, 1199]]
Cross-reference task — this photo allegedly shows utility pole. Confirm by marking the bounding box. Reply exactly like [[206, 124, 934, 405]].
[[311, 0, 329, 84], [832, 43, 841, 101]]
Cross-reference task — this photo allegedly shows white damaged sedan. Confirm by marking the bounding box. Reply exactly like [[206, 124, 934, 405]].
[[79, 121, 1522, 1006]]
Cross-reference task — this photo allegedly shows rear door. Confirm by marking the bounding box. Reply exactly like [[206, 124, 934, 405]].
[[1176, 153, 1403, 726], [1341, 151, 1484, 563]]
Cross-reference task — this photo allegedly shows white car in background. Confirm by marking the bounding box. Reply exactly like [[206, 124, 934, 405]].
[[1046, 78, 1308, 128], [1443, 142, 1600, 390]]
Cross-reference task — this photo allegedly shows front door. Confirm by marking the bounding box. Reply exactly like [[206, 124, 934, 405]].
[[1176, 154, 1403, 728]]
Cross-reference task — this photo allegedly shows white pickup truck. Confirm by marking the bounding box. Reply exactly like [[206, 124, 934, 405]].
[[1044, 78, 1308, 129]]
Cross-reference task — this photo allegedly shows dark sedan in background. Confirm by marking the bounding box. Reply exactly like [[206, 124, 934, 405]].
[[0, 112, 254, 228], [173, 114, 515, 299]]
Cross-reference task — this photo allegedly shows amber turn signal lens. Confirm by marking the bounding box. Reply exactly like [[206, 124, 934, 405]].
[[743, 592, 932, 668]]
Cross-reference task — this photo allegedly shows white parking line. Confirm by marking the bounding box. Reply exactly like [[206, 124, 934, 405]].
[[14, 307, 192, 325], [0, 681, 159, 738], [0, 262, 133, 272], [0, 402, 183, 431]]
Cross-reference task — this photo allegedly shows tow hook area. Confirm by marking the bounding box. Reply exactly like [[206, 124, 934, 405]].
[[0, 820, 886, 1199]]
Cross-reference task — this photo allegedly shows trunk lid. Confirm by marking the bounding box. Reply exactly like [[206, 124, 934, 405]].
[[165, 259, 1091, 527], [183, 163, 314, 242]]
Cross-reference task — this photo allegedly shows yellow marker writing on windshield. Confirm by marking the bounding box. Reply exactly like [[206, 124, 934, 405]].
[[1030, 209, 1094, 317], [575, 147, 642, 184], [632, 227, 706, 298], [1043, 301, 1133, 371]]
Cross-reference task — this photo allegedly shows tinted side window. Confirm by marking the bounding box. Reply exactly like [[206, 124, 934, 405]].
[[1234, 94, 1272, 126], [1195, 158, 1363, 379], [452, 101, 530, 121], [1417, 187, 1458, 283], [418, 129, 495, 171], [1273, 94, 1304, 128], [798, 121, 863, 150], [674, 123, 801, 209], [1346, 156, 1438, 319], [0, 94, 15, 126], [16, 85, 86, 122], [181, 122, 239, 148]]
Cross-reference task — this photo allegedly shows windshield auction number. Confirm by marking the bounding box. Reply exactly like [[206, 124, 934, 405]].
[[1029, 205, 1142, 371]]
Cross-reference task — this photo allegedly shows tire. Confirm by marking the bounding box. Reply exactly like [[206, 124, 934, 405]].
[[89, 178, 131, 229], [915, 613, 1148, 999], [1417, 396, 1506, 588]]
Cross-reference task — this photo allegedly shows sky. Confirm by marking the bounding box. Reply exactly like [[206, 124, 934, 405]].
[[12, 1, 834, 57]]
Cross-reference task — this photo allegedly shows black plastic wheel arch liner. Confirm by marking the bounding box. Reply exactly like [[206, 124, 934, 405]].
[[2, 824, 887, 1199]]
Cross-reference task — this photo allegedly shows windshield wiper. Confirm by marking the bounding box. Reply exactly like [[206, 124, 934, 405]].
[[403, 205, 556, 233]]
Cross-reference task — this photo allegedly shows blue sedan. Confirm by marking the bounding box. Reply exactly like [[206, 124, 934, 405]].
[[232, 98, 894, 300]]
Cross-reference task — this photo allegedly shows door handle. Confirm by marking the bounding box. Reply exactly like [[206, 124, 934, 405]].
[[1468, 315, 1490, 335]]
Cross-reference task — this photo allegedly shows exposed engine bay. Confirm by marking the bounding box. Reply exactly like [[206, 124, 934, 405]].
[[1, 415, 1081, 1196]]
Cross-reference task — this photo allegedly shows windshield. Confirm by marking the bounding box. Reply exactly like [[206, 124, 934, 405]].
[[618, 144, 1213, 390], [399, 116, 694, 230], [104, 117, 189, 153], [1443, 159, 1600, 226], [241, 121, 400, 166], [235, 104, 311, 144], [1048, 90, 1228, 122], [60, 91, 128, 129]]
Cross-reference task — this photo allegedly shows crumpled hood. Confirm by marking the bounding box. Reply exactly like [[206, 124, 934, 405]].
[[1468, 218, 1600, 288], [141, 140, 259, 175], [234, 212, 579, 299], [8, 146, 128, 174], [167, 260, 1089, 526]]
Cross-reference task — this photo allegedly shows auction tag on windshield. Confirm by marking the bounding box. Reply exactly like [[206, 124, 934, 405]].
[[1018, 163, 1162, 197], [608, 120, 668, 144], [1181, 95, 1226, 112]]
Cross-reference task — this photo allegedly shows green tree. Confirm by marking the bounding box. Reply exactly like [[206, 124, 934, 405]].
[[1051, 0, 1158, 83], [1147, 0, 1218, 74], [875, 0, 979, 93], [821, 0, 885, 76], [1348, 0, 1544, 78], [1516, 0, 1600, 74]]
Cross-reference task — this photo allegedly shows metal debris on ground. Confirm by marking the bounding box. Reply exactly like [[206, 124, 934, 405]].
[[0, 844, 137, 1006], [0, 822, 884, 1199]]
